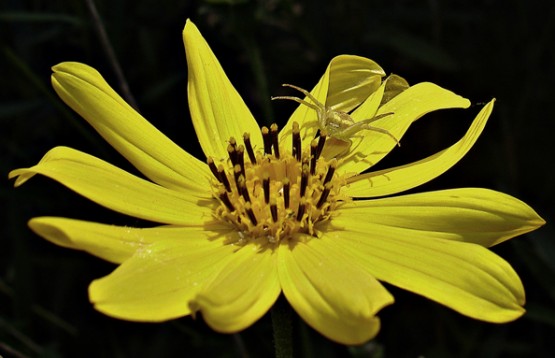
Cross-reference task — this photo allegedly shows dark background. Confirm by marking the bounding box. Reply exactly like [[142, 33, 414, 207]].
[[2, 0, 554, 357]]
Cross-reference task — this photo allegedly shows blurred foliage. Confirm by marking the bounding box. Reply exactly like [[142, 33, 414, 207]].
[[2, 0, 554, 357]]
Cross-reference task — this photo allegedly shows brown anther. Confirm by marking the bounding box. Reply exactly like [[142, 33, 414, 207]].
[[292, 122, 301, 161], [262, 126, 272, 155], [245, 202, 258, 225], [317, 182, 332, 209], [316, 129, 327, 160], [243, 132, 257, 164], [300, 164, 309, 197], [227, 143, 237, 165], [218, 189, 234, 211], [217, 165, 231, 192], [296, 199, 306, 221], [207, 157, 220, 181], [263, 172, 270, 204], [236, 145, 245, 176], [233, 164, 242, 188], [238, 175, 251, 202], [229, 136, 237, 149], [323, 159, 337, 185], [270, 123, 280, 159], [270, 198, 278, 222], [282, 178, 290, 208], [310, 139, 318, 175]]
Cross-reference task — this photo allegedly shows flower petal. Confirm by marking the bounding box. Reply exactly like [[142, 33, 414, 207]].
[[279, 55, 385, 144], [192, 246, 280, 333], [184, 20, 263, 159], [28, 217, 228, 264], [278, 238, 394, 345], [345, 100, 494, 197], [331, 202, 532, 322], [89, 233, 237, 322], [51, 62, 210, 194], [9, 147, 212, 225], [325, 55, 385, 112], [335, 188, 544, 247], [337, 82, 471, 177]]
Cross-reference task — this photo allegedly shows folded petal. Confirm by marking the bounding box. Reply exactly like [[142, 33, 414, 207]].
[[184, 20, 263, 159], [278, 238, 394, 345], [330, 211, 528, 322], [9, 147, 212, 225], [51, 62, 210, 194], [325, 55, 385, 112], [337, 83, 471, 177], [335, 188, 544, 247], [89, 234, 237, 321], [279, 55, 384, 145], [345, 100, 494, 197], [28, 217, 228, 264], [192, 246, 280, 333]]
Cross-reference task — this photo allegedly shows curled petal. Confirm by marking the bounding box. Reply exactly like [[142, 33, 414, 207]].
[[28, 217, 228, 264], [337, 82, 471, 177], [192, 246, 280, 333], [345, 100, 494, 197], [9, 147, 213, 225], [184, 20, 263, 159], [325, 55, 385, 112], [89, 234, 237, 321], [51, 62, 210, 194], [278, 238, 394, 345]]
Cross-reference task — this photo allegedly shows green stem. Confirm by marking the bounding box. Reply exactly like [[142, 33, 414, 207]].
[[271, 298, 293, 358]]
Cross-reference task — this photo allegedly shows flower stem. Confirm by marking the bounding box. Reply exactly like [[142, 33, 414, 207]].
[[271, 297, 293, 358]]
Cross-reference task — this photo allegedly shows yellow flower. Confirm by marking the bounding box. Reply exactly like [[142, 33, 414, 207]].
[[9, 20, 544, 345]]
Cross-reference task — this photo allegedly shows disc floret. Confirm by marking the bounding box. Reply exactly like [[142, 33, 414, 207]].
[[209, 122, 346, 246]]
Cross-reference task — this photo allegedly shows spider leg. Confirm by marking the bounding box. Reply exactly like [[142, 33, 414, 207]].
[[270, 95, 321, 112], [337, 112, 400, 146]]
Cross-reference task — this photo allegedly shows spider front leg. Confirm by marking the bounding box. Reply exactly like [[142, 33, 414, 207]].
[[271, 84, 328, 128]]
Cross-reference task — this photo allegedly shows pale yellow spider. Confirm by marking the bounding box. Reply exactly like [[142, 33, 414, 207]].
[[272, 83, 399, 146]]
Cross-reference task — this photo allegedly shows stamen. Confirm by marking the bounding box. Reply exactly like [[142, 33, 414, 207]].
[[323, 159, 337, 185], [270, 123, 280, 159], [227, 143, 237, 165], [316, 129, 327, 160], [245, 202, 258, 225], [218, 188, 234, 211], [229, 136, 237, 149], [283, 178, 290, 208], [296, 199, 306, 221], [300, 164, 309, 197], [310, 139, 318, 175], [217, 165, 231, 192], [243, 132, 257, 164], [207, 157, 220, 181], [262, 127, 272, 155], [233, 164, 242, 188], [238, 175, 251, 202], [237, 145, 246, 176], [263, 172, 270, 204], [292, 122, 301, 161], [317, 182, 332, 209], [270, 198, 278, 222]]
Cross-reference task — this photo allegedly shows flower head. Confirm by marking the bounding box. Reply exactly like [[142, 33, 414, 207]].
[[9, 20, 544, 345]]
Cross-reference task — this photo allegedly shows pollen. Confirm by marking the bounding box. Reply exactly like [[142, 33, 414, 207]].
[[208, 122, 346, 246]]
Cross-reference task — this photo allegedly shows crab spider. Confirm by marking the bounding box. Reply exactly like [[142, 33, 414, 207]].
[[272, 83, 399, 147]]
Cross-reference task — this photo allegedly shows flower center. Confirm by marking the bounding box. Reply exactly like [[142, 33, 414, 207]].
[[208, 122, 345, 246]]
